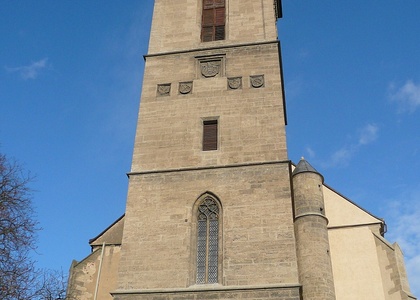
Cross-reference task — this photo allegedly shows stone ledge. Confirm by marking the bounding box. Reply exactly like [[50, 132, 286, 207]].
[[127, 160, 291, 177], [145, 40, 280, 58], [111, 283, 301, 295], [294, 212, 329, 223]]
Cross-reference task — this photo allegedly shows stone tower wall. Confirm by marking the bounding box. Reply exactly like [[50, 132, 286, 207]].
[[148, 0, 279, 54], [115, 0, 300, 298], [117, 163, 298, 290], [130, 42, 287, 173], [113, 286, 301, 300], [65, 0, 418, 299]]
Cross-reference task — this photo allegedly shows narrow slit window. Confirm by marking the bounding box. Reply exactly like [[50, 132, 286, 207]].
[[203, 120, 218, 151], [201, 0, 225, 42], [196, 196, 219, 284]]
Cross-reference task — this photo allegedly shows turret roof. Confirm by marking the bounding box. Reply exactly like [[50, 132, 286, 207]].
[[292, 157, 323, 182]]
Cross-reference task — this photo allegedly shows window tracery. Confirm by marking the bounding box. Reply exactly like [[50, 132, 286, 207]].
[[196, 196, 219, 284]]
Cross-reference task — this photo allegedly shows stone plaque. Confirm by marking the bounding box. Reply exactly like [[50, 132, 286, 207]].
[[179, 81, 193, 94], [157, 83, 171, 96], [250, 75, 264, 88], [228, 77, 242, 90], [200, 60, 221, 78]]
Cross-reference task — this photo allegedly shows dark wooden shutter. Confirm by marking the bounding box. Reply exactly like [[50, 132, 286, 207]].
[[202, 27, 214, 42], [214, 0, 225, 8], [214, 7, 225, 24], [214, 26, 225, 40], [214, 8, 225, 40], [204, 0, 215, 9], [203, 120, 218, 151], [204, 0, 225, 9], [202, 9, 214, 26], [201, 0, 225, 42]]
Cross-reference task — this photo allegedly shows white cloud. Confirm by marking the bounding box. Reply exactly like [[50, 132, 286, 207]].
[[305, 147, 316, 158], [406, 256, 420, 297], [329, 146, 355, 167], [358, 123, 378, 145], [385, 187, 420, 296], [321, 124, 379, 168], [390, 80, 420, 113], [5, 58, 49, 79]]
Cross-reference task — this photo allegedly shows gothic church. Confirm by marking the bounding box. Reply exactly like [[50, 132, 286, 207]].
[[67, 1, 416, 299]]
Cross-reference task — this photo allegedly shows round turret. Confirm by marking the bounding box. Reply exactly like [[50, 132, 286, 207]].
[[292, 158, 336, 300]]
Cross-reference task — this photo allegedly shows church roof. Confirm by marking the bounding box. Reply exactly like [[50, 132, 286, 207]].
[[89, 214, 125, 246]]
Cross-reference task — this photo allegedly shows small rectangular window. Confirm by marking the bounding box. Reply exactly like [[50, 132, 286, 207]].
[[201, 0, 225, 42], [203, 120, 218, 151]]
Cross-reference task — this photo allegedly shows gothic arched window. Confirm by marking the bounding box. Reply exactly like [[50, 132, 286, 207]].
[[196, 195, 220, 284]]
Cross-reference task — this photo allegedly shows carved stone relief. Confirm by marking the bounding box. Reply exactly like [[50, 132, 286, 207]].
[[157, 83, 171, 96], [227, 77, 242, 90], [179, 81, 193, 94], [200, 60, 221, 78], [196, 55, 225, 79], [250, 75, 265, 88]]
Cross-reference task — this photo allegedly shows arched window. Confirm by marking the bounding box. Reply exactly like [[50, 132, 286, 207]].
[[196, 195, 220, 284]]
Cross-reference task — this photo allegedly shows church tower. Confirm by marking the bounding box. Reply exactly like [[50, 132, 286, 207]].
[[67, 1, 417, 299], [113, 0, 303, 299]]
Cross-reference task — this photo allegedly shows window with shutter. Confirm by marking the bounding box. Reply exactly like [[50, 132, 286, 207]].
[[201, 0, 225, 42], [203, 120, 218, 151]]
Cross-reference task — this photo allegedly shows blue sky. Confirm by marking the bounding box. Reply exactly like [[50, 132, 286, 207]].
[[1, 0, 419, 295]]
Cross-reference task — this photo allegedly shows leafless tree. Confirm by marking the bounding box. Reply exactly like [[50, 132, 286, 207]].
[[0, 153, 74, 300], [32, 269, 74, 300], [0, 153, 39, 299]]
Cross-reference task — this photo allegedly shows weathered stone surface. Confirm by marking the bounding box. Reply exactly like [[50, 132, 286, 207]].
[[67, 0, 417, 299], [118, 163, 298, 290], [292, 171, 336, 300], [148, 0, 279, 54], [131, 42, 286, 173], [113, 286, 301, 300]]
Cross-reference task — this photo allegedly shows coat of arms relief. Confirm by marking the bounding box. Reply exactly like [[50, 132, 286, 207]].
[[200, 60, 221, 78]]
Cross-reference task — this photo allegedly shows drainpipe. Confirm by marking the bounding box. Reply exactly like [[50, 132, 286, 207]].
[[94, 242, 106, 300]]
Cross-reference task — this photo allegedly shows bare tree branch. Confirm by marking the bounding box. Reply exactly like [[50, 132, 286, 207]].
[[0, 153, 74, 300]]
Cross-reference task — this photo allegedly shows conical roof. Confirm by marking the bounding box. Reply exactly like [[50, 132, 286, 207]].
[[292, 157, 323, 181]]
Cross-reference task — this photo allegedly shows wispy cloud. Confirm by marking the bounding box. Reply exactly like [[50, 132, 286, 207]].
[[358, 123, 378, 145], [321, 123, 379, 168], [389, 80, 420, 113], [305, 146, 316, 158], [5, 58, 49, 80], [327, 146, 355, 167], [385, 186, 420, 296]]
